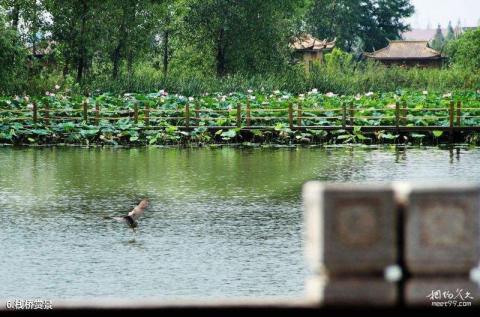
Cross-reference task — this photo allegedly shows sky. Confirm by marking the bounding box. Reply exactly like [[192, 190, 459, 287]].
[[407, 0, 480, 29]]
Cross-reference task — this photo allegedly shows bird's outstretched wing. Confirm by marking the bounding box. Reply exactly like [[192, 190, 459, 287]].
[[128, 199, 149, 221], [112, 216, 127, 222]]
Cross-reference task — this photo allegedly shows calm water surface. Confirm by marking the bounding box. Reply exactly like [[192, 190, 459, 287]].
[[0, 146, 478, 300]]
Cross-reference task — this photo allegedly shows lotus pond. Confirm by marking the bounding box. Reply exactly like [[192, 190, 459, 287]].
[[1, 90, 480, 145], [1, 145, 480, 300]]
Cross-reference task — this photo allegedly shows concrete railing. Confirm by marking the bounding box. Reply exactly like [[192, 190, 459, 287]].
[[303, 182, 480, 307]]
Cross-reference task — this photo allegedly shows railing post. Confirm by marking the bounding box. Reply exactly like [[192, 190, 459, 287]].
[[195, 102, 200, 126], [297, 102, 302, 128], [236, 103, 242, 128], [145, 102, 150, 128], [288, 103, 294, 129], [83, 99, 88, 122], [342, 102, 347, 128], [395, 101, 400, 128], [402, 101, 408, 125], [44, 100, 49, 126], [349, 102, 355, 126], [134, 102, 139, 124], [449, 101, 454, 129], [456, 100, 462, 127], [95, 102, 100, 125], [32, 102, 37, 124], [246, 99, 251, 128], [449, 101, 454, 142], [185, 103, 190, 129]]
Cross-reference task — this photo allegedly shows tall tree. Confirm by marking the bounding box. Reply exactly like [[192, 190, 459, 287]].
[[0, 12, 27, 93], [46, 0, 108, 82], [154, 0, 182, 77], [0, 0, 50, 52], [184, 0, 307, 77], [454, 19, 463, 38], [306, 0, 365, 51], [446, 21, 455, 42], [0, 0, 24, 30], [447, 28, 480, 70], [93, 0, 165, 80], [306, 0, 414, 52], [431, 24, 445, 51]]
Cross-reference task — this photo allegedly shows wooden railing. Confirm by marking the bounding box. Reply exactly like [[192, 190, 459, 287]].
[[2, 100, 480, 133]]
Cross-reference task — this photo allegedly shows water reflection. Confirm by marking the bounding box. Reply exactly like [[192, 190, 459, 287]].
[[0, 146, 479, 300]]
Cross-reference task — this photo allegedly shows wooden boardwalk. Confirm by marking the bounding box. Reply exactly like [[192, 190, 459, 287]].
[[2, 100, 480, 135]]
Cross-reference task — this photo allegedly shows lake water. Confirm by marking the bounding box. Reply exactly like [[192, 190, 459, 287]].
[[0, 146, 478, 300]]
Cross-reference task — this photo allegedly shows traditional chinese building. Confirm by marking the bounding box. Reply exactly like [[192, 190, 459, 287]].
[[364, 40, 444, 68], [291, 34, 336, 71]]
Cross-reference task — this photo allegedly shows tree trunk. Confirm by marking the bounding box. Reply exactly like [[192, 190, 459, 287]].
[[112, 44, 122, 79], [31, 4, 38, 56], [12, 2, 20, 30], [112, 4, 128, 79], [77, 0, 88, 82], [63, 63, 69, 77], [112, 0, 137, 79], [127, 52, 134, 78], [163, 29, 169, 76], [216, 27, 226, 77], [328, 0, 338, 38], [62, 16, 76, 78]]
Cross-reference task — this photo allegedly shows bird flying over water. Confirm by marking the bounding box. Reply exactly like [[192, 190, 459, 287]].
[[114, 199, 149, 232]]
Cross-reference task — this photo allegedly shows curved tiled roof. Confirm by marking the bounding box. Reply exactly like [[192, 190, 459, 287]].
[[365, 41, 442, 60]]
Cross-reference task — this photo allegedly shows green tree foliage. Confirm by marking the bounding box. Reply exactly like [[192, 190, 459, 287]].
[[306, 0, 414, 52], [1, 0, 50, 52], [154, 1, 180, 77], [45, 0, 165, 82], [46, 0, 106, 82], [447, 28, 480, 70], [3, 0, 478, 96], [105, 0, 164, 79], [183, 0, 307, 76], [431, 24, 445, 51], [446, 21, 455, 42], [0, 13, 27, 93]]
